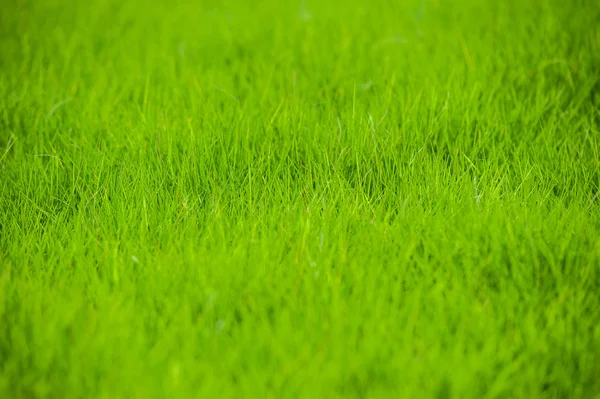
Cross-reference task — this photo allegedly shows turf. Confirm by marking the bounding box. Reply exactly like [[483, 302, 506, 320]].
[[1, 0, 600, 397]]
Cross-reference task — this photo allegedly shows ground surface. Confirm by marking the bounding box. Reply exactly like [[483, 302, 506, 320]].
[[1, 0, 600, 397]]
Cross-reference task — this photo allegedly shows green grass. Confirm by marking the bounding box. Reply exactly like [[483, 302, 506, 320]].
[[1, 0, 600, 397]]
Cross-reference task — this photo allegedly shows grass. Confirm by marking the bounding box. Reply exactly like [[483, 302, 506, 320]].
[[1, 0, 600, 397]]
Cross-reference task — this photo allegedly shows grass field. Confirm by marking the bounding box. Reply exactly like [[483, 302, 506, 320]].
[[1, 0, 600, 397]]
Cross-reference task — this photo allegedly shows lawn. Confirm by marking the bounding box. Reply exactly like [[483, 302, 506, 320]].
[[1, 0, 599, 397]]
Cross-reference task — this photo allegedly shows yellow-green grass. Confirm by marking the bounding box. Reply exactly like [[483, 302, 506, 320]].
[[1, 0, 599, 397]]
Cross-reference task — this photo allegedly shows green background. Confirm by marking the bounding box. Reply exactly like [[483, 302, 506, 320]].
[[1, 0, 599, 397]]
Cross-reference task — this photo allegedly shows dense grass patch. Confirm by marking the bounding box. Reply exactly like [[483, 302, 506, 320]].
[[1, 0, 600, 397]]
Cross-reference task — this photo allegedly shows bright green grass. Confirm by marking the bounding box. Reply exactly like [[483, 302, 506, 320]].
[[1, 0, 600, 397]]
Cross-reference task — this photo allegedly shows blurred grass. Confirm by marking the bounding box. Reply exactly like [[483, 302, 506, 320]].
[[1, 0, 600, 397]]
